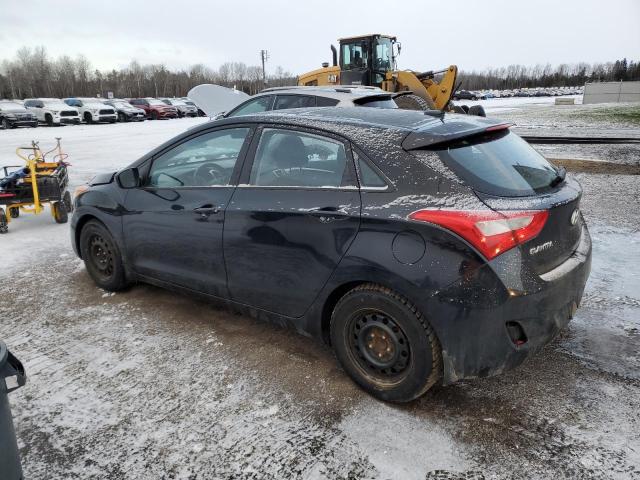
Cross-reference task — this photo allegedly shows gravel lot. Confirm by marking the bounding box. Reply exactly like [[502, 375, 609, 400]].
[[1, 104, 639, 479]]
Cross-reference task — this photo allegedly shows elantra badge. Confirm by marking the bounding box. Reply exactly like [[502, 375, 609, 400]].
[[530, 241, 554, 255], [570, 209, 580, 226]]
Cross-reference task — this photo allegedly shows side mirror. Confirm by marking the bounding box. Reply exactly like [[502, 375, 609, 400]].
[[213, 112, 226, 120], [118, 167, 140, 189]]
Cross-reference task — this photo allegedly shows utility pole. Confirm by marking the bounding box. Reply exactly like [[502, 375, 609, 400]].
[[260, 49, 269, 87]]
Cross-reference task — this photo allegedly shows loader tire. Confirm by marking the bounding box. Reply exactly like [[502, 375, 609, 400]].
[[52, 201, 68, 224], [394, 93, 436, 111], [9, 207, 19, 219]]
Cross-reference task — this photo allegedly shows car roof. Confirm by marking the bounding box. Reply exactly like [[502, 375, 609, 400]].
[[215, 107, 506, 149]]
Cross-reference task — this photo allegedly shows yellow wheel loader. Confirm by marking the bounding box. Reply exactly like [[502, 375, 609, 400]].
[[298, 34, 461, 112]]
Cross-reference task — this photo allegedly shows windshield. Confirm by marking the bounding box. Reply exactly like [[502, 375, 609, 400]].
[[170, 100, 186, 106], [428, 130, 561, 197], [374, 37, 393, 71], [113, 102, 133, 108], [148, 99, 167, 106], [44, 101, 67, 108]]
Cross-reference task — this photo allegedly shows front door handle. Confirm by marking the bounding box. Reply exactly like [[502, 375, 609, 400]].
[[194, 204, 220, 218]]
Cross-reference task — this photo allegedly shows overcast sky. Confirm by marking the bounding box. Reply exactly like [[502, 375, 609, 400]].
[[2, 0, 639, 74]]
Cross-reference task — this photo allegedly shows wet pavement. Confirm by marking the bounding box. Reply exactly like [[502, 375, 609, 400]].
[[0, 116, 639, 479]]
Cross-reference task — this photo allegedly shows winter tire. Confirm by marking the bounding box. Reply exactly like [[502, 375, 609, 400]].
[[80, 220, 129, 291], [394, 93, 436, 111], [330, 284, 442, 402]]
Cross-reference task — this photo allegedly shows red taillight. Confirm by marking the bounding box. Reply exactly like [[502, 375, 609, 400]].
[[408, 209, 548, 260]]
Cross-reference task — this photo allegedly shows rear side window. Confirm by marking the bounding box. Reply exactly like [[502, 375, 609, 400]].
[[316, 96, 340, 107], [430, 131, 560, 197], [355, 152, 387, 188], [273, 95, 315, 110], [354, 96, 398, 109], [228, 96, 273, 117]]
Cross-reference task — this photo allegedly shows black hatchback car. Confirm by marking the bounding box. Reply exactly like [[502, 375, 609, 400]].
[[71, 108, 591, 402]]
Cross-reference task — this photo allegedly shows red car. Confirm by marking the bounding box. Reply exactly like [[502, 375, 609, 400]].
[[127, 98, 178, 120]]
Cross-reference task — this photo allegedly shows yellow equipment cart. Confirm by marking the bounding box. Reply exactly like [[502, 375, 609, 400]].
[[0, 138, 72, 234]]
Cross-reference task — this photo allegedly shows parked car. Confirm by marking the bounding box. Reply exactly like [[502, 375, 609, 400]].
[[71, 107, 591, 402], [24, 98, 80, 126], [452, 90, 478, 101], [63, 98, 117, 124], [220, 86, 399, 118], [103, 100, 146, 122], [0, 101, 38, 129], [128, 98, 178, 120], [159, 98, 198, 118], [181, 98, 206, 116]]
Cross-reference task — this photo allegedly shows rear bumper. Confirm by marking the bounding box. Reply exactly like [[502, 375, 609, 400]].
[[431, 224, 592, 384]]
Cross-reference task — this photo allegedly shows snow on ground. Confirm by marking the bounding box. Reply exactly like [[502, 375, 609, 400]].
[[1, 111, 639, 479]]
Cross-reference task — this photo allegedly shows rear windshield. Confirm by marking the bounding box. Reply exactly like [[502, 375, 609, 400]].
[[429, 130, 560, 197], [354, 96, 398, 109]]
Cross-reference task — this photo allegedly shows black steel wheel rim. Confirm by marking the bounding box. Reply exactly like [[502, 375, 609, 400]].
[[348, 310, 411, 379], [89, 234, 114, 278]]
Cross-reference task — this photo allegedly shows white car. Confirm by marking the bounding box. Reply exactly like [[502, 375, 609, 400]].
[[23, 98, 81, 126], [63, 98, 117, 124]]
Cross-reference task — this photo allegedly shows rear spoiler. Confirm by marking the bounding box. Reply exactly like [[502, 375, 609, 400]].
[[402, 122, 512, 150]]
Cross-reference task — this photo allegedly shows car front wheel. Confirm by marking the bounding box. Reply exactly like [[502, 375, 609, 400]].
[[330, 284, 442, 402], [79, 220, 129, 291]]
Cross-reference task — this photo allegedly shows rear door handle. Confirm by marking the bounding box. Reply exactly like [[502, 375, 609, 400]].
[[194, 204, 220, 217], [307, 206, 350, 223]]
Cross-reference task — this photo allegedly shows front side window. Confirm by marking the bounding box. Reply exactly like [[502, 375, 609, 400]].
[[249, 129, 348, 188], [148, 128, 250, 188], [227, 96, 273, 117], [273, 95, 316, 110], [341, 41, 369, 70]]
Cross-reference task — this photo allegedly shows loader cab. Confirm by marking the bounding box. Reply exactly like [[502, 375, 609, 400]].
[[339, 35, 397, 87]]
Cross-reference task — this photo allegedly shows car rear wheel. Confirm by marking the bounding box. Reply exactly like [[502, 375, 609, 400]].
[[118, 113, 125, 122], [394, 93, 436, 111], [80, 220, 129, 291], [1, 118, 10, 130], [330, 284, 442, 402]]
